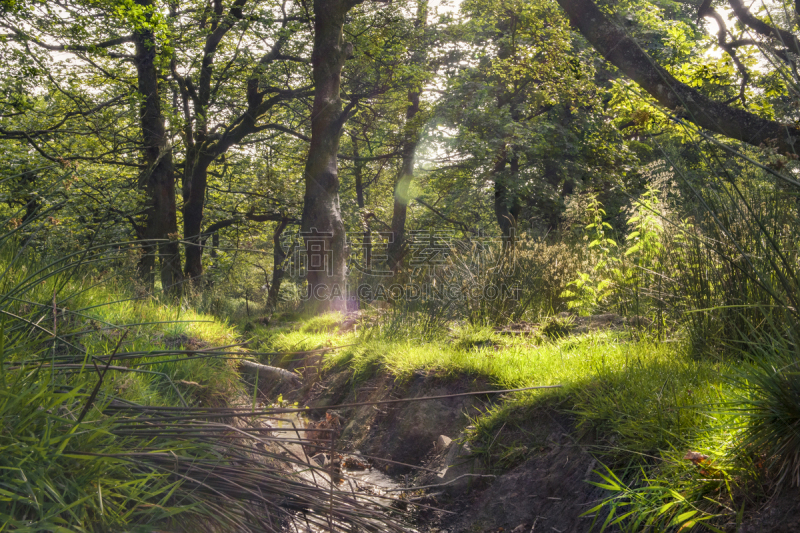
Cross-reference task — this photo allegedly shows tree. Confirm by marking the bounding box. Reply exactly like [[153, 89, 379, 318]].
[[0, 0, 184, 293], [133, 0, 183, 293], [434, 0, 634, 239], [170, 0, 311, 284], [387, 0, 430, 271], [300, 0, 368, 311]]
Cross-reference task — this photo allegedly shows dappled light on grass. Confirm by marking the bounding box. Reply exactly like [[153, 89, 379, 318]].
[[326, 328, 690, 391]]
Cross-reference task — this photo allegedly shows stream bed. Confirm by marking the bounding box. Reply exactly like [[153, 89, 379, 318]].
[[261, 411, 418, 531]]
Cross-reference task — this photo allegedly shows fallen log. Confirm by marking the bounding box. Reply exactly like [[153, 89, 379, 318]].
[[239, 360, 301, 386]]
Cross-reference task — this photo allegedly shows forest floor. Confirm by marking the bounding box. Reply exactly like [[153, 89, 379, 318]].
[[23, 272, 797, 532]]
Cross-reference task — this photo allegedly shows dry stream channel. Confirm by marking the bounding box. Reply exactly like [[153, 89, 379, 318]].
[[264, 411, 417, 532]]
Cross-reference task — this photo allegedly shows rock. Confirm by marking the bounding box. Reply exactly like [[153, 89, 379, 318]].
[[437, 440, 487, 495], [436, 435, 453, 452]]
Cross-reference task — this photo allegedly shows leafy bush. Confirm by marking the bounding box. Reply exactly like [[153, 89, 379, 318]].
[[563, 190, 668, 319], [562, 193, 620, 315]]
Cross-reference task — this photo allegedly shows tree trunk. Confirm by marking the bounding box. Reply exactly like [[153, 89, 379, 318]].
[[387, 90, 421, 271], [182, 152, 212, 284], [171, 3, 295, 289], [493, 147, 521, 249], [266, 219, 291, 313], [387, 0, 427, 272], [132, 13, 183, 296], [300, 0, 357, 313], [352, 135, 372, 270]]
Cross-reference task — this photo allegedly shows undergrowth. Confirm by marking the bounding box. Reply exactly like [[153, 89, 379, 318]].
[[2, 238, 405, 531]]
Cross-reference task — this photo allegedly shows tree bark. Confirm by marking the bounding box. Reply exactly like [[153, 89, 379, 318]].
[[387, 0, 428, 272], [387, 89, 422, 271], [493, 147, 521, 248], [266, 218, 292, 313], [352, 135, 372, 270], [556, 0, 800, 154], [300, 0, 360, 312], [182, 152, 212, 283], [132, 9, 183, 296]]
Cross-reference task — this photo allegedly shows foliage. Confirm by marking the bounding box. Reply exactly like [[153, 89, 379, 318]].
[[562, 193, 619, 314], [727, 344, 800, 489], [539, 313, 574, 339], [583, 465, 724, 533], [0, 216, 403, 531], [6, 0, 800, 529]]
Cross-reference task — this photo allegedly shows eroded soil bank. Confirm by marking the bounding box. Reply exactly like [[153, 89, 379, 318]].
[[257, 355, 607, 532], [246, 312, 800, 533]]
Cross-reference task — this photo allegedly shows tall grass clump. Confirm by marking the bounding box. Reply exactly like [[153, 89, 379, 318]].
[[0, 365, 188, 530], [672, 154, 800, 492], [727, 329, 800, 488], [374, 231, 586, 330], [673, 179, 800, 355]]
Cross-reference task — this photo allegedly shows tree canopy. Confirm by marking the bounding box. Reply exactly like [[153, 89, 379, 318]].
[[1, 0, 799, 308]]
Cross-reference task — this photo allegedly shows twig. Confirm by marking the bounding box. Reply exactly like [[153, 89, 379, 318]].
[[382, 473, 496, 492], [76, 330, 128, 424], [328, 427, 335, 531]]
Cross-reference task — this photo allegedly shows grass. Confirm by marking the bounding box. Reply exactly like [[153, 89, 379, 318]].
[[11, 272, 247, 408], [249, 312, 750, 531], [0, 253, 245, 530], [252, 314, 729, 455]]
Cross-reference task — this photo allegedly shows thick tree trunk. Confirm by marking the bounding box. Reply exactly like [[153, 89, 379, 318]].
[[300, 0, 356, 312], [132, 15, 183, 296], [183, 153, 212, 284]]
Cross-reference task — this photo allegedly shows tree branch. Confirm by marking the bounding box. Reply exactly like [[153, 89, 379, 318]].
[[727, 0, 800, 55], [702, 8, 750, 104], [2, 24, 135, 56], [413, 197, 478, 235], [557, 0, 800, 154]]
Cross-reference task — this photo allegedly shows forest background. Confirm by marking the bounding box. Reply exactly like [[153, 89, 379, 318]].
[[3, 0, 800, 530]]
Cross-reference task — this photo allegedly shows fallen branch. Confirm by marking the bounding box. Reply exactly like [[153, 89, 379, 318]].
[[239, 360, 302, 385]]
